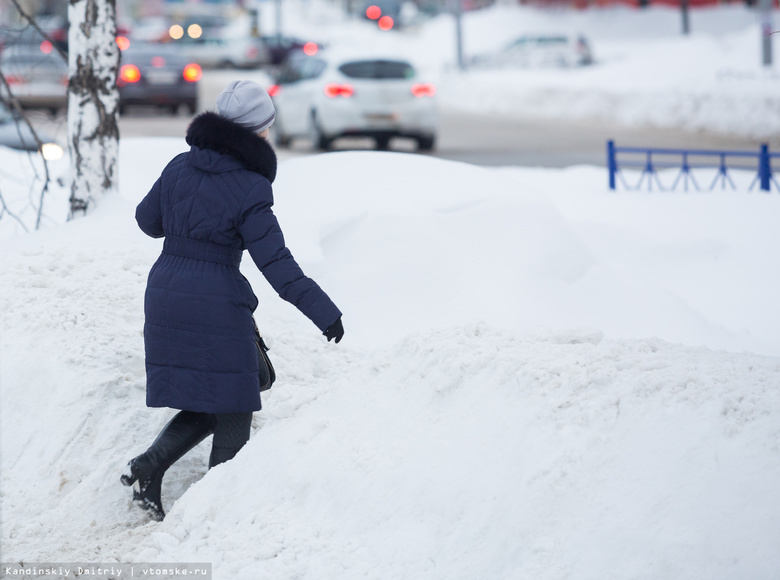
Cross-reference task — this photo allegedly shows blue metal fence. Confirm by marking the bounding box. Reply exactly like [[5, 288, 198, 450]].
[[607, 141, 780, 192]]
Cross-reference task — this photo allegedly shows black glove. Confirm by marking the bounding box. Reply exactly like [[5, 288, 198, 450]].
[[323, 318, 344, 343]]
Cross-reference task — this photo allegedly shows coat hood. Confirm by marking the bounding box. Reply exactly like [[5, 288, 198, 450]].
[[185, 111, 277, 183]]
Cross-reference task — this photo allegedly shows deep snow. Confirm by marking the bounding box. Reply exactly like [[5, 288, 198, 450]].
[[2, 2, 780, 580], [2, 140, 780, 579]]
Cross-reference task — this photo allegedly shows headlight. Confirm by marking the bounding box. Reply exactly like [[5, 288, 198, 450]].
[[41, 142, 64, 161]]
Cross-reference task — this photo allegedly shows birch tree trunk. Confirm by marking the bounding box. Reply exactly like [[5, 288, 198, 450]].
[[68, 0, 120, 216]]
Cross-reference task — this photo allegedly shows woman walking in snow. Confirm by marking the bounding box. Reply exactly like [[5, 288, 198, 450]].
[[122, 80, 344, 521]]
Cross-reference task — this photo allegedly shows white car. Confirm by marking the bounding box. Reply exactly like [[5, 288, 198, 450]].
[[0, 44, 68, 114], [269, 49, 438, 151], [469, 34, 593, 69]]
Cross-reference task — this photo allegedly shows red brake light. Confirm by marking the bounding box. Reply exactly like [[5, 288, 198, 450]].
[[366, 5, 382, 19], [303, 42, 318, 56], [5, 75, 27, 85], [183, 63, 202, 82], [116, 36, 131, 51], [268, 84, 281, 97], [411, 83, 436, 97], [324, 83, 354, 98], [40, 40, 53, 54], [378, 16, 394, 30], [120, 64, 141, 83]]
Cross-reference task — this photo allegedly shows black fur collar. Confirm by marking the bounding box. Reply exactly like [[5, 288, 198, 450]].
[[186, 111, 277, 183]]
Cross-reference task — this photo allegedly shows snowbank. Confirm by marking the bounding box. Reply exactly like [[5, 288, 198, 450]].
[[2, 144, 779, 579]]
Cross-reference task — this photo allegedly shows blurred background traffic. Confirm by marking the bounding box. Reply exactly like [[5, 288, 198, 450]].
[[0, 0, 776, 165]]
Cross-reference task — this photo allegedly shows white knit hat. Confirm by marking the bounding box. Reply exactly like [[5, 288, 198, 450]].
[[216, 80, 276, 133]]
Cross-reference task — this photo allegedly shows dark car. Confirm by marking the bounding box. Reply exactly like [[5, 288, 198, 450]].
[[117, 42, 201, 115], [260, 35, 317, 66], [0, 100, 64, 160]]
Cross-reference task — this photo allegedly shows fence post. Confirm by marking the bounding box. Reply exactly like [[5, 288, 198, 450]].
[[760, 144, 770, 192], [607, 140, 616, 190]]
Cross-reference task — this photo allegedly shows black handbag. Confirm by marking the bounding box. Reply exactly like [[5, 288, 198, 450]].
[[253, 319, 276, 392]]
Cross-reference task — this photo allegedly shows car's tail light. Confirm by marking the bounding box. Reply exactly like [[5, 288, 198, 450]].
[[183, 63, 202, 82], [40, 40, 53, 54], [115, 36, 131, 51], [5, 75, 27, 85], [411, 83, 436, 97], [324, 83, 354, 98], [120, 64, 141, 84], [378, 16, 394, 31], [268, 84, 281, 97], [366, 5, 381, 19]]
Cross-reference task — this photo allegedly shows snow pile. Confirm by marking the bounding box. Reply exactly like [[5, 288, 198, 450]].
[[2, 143, 780, 578], [439, 5, 780, 138]]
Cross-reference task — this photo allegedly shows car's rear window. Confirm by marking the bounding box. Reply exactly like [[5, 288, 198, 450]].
[[339, 60, 415, 80], [122, 49, 185, 67]]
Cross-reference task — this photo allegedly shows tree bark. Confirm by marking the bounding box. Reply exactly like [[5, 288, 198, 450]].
[[67, 0, 120, 216]]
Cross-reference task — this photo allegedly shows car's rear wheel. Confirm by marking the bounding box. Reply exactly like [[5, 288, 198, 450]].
[[417, 136, 436, 152], [275, 131, 292, 148], [273, 119, 292, 148], [308, 112, 331, 151], [375, 136, 391, 151]]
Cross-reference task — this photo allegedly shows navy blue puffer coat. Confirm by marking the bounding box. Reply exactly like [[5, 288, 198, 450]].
[[135, 112, 342, 413]]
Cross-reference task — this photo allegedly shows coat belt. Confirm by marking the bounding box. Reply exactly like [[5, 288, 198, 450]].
[[162, 235, 243, 266]]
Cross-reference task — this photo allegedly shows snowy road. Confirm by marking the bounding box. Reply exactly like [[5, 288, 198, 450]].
[[111, 107, 770, 168], [28, 64, 777, 169]]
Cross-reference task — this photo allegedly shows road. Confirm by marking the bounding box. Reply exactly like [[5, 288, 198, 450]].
[[31, 68, 774, 168], [114, 106, 774, 168]]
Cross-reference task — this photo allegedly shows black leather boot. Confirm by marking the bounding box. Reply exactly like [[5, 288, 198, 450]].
[[121, 411, 216, 520], [208, 412, 253, 470]]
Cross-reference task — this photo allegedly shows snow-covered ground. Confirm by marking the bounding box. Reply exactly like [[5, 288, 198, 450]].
[[2, 3, 780, 580], [2, 140, 780, 578]]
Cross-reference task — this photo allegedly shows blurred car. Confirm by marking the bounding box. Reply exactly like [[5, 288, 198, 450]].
[[269, 49, 438, 151], [169, 33, 271, 69], [362, 0, 401, 27], [0, 100, 64, 160], [0, 44, 68, 115], [468, 34, 593, 69], [260, 35, 317, 66], [0, 16, 68, 54], [117, 42, 201, 115]]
